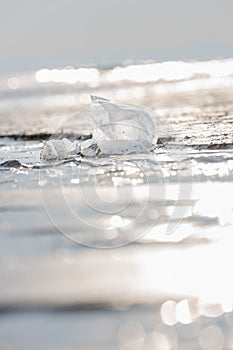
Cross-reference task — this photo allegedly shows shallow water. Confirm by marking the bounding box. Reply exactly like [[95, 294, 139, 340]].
[[1, 59, 233, 349]]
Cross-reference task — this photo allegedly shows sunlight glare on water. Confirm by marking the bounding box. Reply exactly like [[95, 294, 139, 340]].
[[36, 67, 100, 85], [35, 59, 233, 86], [1, 58, 233, 349]]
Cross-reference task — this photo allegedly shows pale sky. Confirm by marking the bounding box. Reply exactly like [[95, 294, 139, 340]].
[[1, 0, 233, 74]]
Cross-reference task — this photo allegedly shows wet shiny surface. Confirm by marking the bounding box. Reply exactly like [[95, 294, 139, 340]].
[[1, 60, 233, 349]]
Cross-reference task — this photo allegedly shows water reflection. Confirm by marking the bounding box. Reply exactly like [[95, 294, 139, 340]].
[[119, 321, 145, 348], [2, 58, 233, 349], [35, 60, 233, 87], [36, 67, 100, 86], [199, 325, 224, 350]]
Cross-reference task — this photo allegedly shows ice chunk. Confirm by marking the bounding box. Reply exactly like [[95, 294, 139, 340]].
[[82, 96, 157, 155], [40, 138, 80, 160]]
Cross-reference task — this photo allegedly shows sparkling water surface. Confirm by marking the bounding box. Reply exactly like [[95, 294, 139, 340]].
[[1, 59, 233, 349]]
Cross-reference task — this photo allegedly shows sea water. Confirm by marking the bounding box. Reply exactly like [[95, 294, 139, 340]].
[[1, 59, 233, 349]]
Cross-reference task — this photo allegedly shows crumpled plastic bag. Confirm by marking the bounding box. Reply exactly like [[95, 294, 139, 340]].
[[40, 96, 157, 160], [40, 138, 80, 160], [81, 96, 157, 155]]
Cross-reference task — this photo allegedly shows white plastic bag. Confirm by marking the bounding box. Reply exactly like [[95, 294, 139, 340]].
[[40, 138, 80, 160], [81, 96, 157, 155], [41, 96, 157, 159]]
